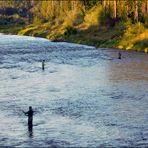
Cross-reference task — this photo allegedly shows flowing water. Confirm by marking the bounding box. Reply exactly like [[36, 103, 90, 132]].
[[0, 33, 148, 147]]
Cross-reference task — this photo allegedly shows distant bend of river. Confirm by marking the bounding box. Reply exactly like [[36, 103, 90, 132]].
[[0, 33, 148, 147]]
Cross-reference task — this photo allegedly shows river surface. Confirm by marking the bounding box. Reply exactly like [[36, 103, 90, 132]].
[[0, 33, 148, 147]]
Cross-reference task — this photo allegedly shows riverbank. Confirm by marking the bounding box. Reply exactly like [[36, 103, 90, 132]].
[[0, 22, 148, 52], [0, 25, 25, 35]]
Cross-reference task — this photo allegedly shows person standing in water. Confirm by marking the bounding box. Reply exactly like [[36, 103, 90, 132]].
[[42, 60, 45, 70], [118, 52, 121, 59], [24, 106, 34, 127]]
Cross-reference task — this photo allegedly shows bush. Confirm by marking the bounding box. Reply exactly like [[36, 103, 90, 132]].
[[63, 10, 84, 27], [18, 26, 38, 35], [46, 33, 60, 41], [64, 26, 77, 36], [134, 39, 148, 51], [0, 15, 25, 25], [118, 22, 148, 51], [84, 5, 103, 27], [33, 16, 42, 24]]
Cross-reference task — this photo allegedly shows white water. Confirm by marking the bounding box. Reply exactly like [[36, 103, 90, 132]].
[[0, 34, 148, 147]]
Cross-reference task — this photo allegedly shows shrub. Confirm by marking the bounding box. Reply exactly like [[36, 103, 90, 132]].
[[46, 33, 60, 40], [64, 26, 77, 36], [118, 22, 148, 51], [18, 26, 38, 35], [63, 10, 84, 27], [33, 16, 42, 24], [84, 5, 103, 27]]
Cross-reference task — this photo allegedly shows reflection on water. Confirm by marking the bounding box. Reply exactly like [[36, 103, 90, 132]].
[[0, 34, 148, 147], [28, 126, 33, 138]]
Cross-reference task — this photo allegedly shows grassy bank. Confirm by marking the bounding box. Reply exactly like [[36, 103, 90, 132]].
[[0, 25, 25, 34], [0, 22, 148, 53], [0, 1, 148, 52]]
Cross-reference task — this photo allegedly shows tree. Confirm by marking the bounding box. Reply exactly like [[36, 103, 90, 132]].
[[113, 0, 117, 19], [134, 0, 138, 22]]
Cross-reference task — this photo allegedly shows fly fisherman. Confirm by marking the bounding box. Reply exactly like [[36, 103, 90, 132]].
[[23, 106, 34, 127], [118, 52, 121, 59], [42, 60, 45, 70]]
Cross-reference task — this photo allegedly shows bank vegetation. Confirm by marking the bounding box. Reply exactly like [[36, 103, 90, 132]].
[[0, 0, 148, 52]]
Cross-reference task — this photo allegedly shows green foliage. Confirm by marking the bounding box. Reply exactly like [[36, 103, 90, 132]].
[[46, 33, 60, 41], [0, 25, 25, 34], [63, 10, 84, 27], [33, 16, 42, 24], [118, 22, 148, 51], [0, 15, 25, 26], [18, 26, 38, 36], [84, 5, 103, 27], [64, 26, 77, 36], [133, 39, 148, 52], [82, 0, 98, 10], [0, 0, 148, 52]]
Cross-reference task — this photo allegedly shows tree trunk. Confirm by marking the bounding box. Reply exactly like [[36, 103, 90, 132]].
[[134, 0, 138, 22], [147, 0, 148, 16], [103, 0, 106, 16], [107, 0, 110, 16], [114, 0, 117, 19]]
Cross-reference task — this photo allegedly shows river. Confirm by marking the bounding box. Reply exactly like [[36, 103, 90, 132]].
[[0, 33, 148, 147]]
